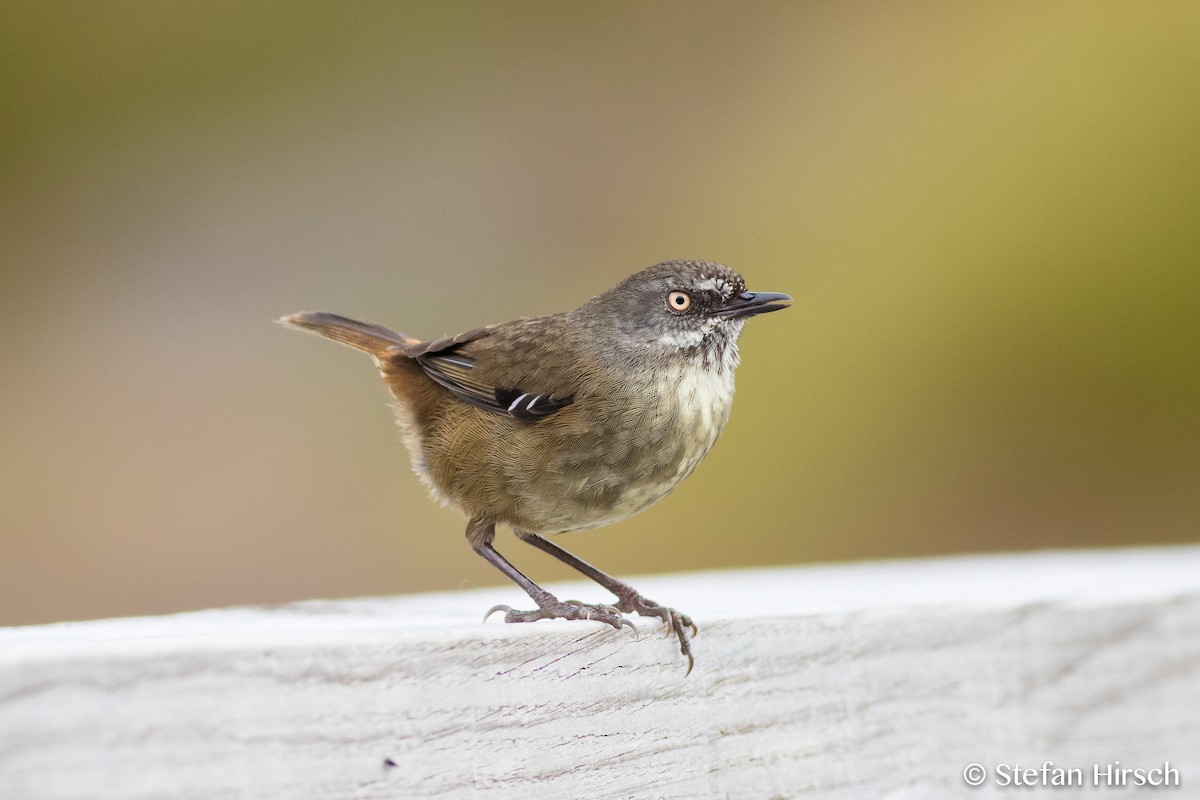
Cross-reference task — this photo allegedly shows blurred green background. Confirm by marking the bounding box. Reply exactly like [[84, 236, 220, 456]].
[[2, 2, 1197, 627]]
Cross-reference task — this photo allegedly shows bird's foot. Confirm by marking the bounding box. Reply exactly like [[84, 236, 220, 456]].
[[484, 599, 636, 633], [613, 593, 697, 675]]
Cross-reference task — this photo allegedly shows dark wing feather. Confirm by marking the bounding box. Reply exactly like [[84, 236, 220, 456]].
[[493, 388, 575, 421], [409, 325, 576, 421]]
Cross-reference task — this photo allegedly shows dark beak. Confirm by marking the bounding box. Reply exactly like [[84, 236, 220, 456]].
[[717, 291, 792, 319]]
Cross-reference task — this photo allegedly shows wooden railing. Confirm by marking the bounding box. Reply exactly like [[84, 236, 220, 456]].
[[3, 546, 1198, 798]]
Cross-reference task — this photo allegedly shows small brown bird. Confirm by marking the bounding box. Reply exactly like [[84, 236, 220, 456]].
[[280, 260, 789, 672]]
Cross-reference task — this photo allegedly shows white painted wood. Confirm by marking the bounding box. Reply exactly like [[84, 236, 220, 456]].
[[2, 547, 1198, 799]]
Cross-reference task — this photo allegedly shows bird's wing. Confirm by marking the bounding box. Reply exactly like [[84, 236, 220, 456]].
[[404, 323, 577, 422]]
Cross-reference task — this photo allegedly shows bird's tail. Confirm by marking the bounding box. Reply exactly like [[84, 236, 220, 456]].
[[277, 311, 418, 357]]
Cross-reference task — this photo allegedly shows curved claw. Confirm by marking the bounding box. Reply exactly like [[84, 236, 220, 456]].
[[483, 604, 513, 623], [614, 594, 697, 674], [668, 615, 695, 676], [620, 617, 638, 638]]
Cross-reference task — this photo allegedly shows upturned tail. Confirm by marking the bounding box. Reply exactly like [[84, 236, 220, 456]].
[[277, 311, 417, 357]]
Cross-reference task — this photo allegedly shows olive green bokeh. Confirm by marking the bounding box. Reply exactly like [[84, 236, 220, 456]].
[[1, 2, 1197, 626]]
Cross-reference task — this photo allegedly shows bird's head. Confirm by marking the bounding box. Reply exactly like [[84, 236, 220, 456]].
[[576, 260, 791, 360]]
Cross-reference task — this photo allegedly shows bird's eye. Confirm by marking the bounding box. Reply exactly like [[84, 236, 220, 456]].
[[667, 290, 692, 313]]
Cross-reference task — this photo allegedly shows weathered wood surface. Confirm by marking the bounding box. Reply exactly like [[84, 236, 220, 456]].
[[2, 547, 1199, 799]]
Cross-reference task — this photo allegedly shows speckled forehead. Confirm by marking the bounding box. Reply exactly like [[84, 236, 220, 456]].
[[692, 271, 745, 299]]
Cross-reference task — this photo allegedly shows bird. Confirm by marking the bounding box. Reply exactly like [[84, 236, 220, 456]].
[[279, 260, 790, 673]]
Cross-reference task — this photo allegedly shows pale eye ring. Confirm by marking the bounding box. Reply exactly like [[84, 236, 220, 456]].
[[667, 290, 692, 313]]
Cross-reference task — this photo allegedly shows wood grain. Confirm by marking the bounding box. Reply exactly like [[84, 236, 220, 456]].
[[2, 547, 1198, 799]]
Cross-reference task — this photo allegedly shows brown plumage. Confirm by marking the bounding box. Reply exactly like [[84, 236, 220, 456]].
[[280, 260, 790, 673]]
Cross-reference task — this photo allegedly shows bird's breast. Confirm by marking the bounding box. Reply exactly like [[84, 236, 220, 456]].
[[537, 357, 738, 531], [668, 361, 737, 444]]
